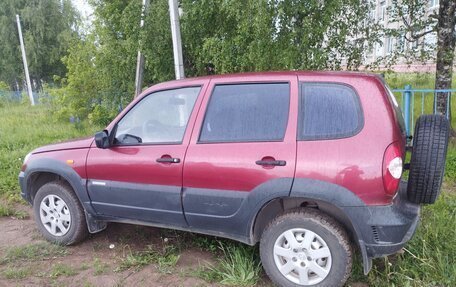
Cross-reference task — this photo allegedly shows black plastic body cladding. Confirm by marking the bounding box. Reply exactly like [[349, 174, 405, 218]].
[[20, 159, 420, 274], [19, 158, 95, 214]]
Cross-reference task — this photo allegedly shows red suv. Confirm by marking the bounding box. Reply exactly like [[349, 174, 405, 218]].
[[19, 72, 449, 287]]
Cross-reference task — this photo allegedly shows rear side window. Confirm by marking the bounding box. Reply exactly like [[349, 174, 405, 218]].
[[299, 83, 363, 140], [199, 83, 290, 143]]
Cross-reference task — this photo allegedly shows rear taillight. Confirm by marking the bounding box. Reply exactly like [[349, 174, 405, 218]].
[[383, 142, 403, 196]]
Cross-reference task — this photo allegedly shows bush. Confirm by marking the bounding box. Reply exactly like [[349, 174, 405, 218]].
[[88, 103, 118, 126]]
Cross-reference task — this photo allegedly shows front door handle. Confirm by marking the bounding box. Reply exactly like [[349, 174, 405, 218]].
[[156, 157, 180, 163], [255, 160, 286, 166]]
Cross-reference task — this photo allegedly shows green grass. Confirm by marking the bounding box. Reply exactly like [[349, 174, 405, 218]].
[[2, 266, 32, 279], [0, 93, 455, 286], [350, 191, 456, 286], [384, 72, 456, 90], [445, 139, 456, 182], [0, 102, 101, 202], [191, 234, 221, 253], [0, 242, 68, 265], [49, 263, 77, 278], [116, 245, 180, 273], [93, 258, 109, 275], [0, 201, 28, 218], [194, 243, 262, 287]]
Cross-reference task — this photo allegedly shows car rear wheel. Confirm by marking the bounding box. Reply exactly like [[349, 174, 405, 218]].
[[33, 181, 88, 245], [260, 209, 352, 287], [407, 114, 450, 204]]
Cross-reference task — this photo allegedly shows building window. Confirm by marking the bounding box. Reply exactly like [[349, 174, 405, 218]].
[[412, 38, 420, 49], [397, 34, 405, 52], [386, 37, 394, 54], [428, 0, 439, 8], [379, 1, 387, 22], [424, 30, 437, 51], [369, 8, 375, 21], [375, 42, 383, 57]]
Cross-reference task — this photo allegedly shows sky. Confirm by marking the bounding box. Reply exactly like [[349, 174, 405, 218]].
[[71, 0, 93, 20]]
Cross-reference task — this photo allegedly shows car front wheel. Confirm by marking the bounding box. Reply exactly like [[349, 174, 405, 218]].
[[33, 181, 88, 245], [260, 209, 352, 287]]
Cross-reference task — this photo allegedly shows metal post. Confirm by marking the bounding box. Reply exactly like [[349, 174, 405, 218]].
[[134, 0, 150, 98], [168, 0, 185, 79], [16, 14, 35, 106], [404, 85, 412, 136]]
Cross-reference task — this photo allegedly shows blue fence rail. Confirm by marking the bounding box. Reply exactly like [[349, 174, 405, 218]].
[[391, 86, 454, 136], [0, 91, 48, 103]]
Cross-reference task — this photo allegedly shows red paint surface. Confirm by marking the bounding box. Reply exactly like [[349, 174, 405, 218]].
[[294, 73, 405, 205], [183, 74, 298, 192], [30, 149, 89, 179], [33, 137, 94, 154], [29, 71, 405, 206], [86, 78, 209, 187]]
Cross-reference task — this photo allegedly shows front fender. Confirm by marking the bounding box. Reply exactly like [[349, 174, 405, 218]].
[[19, 157, 95, 214]]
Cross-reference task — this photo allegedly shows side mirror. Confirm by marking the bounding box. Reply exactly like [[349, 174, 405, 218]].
[[95, 130, 110, 149]]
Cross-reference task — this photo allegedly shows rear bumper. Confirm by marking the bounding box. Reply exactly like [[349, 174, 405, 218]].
[[344, 182, 421, 273], [364, 210, 419, 258]]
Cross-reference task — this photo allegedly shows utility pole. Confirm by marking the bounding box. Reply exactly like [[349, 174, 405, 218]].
[[168, 0, 185, 79], [134, 0, 150, 98], [16, 14, 35, 106]]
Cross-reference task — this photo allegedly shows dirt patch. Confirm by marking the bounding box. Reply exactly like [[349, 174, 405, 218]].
[[0, 211, 221, 287], [0, 207, 39, 253], [0, 216, 37, 251]]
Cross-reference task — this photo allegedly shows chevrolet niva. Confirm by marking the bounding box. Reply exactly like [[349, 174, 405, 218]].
[[19, 72, 449, 286]]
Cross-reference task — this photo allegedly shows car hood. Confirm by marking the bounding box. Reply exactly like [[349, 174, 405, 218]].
[[32, 136, 94, 154]]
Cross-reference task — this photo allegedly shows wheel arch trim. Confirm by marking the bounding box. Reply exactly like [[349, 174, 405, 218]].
[[21, 157, 95, 214], [249, 177, 372, 273]]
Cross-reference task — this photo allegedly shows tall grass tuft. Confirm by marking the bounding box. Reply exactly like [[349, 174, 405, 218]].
[[195, 242, 262, 286]]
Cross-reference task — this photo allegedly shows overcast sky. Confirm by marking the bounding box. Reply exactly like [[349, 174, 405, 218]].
[[72, 0, 93, 20]]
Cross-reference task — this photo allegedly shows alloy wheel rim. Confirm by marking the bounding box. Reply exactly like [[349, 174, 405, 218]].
[[39, 194, 71, 236], [273, 228, 332, 285]]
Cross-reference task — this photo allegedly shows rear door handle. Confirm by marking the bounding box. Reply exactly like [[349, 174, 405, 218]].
[[156, 157, 180, 163], [255, 160, 286, 166]]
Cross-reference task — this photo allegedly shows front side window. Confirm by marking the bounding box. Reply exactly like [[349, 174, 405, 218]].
[[299, 83, 363, 140], [199, 83, 290, 143], [115, 87, 200, 144]]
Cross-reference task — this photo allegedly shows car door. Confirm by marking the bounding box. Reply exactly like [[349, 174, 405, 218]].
[[182, 75, 298, 238], [86, 82, 207, 226]]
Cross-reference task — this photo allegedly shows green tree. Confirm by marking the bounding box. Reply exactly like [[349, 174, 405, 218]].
[[388, 0, 455, 117], [54, 0, 144, 123], [58, 0, 386, 123], [180, 0, 384, 74], [143, 0, 175, 82], [0, 0, 79, 90]]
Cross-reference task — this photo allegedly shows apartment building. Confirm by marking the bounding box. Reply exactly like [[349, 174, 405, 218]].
[[364, 0, 440, 72]]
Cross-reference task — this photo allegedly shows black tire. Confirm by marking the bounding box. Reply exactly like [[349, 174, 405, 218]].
[[33, 181, 88, 245], [407, 114, 449, 204], [260, 209, 352, 287]]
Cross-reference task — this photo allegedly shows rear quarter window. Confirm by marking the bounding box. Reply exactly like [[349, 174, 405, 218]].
[[299, 83, 363, 140]]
